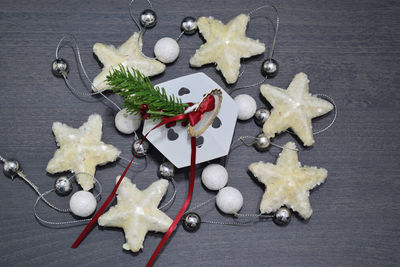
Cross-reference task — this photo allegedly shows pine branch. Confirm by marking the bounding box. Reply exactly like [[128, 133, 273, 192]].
[[106, 65, 189, 120]]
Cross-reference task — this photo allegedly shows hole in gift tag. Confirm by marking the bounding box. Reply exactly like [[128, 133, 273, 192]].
[[178, 87, 191, 96], [167, 128, 179, 141], [212, 116, 222, 128], [196, 136, 204, 148]]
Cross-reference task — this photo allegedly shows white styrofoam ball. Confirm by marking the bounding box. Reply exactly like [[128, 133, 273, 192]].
[[115, 108, 141, 134], [216, 186, 243, 214], [234, 94, 257, 120], [154, 37, 180, 64], [201, 164, 228, 191], [69, 191, 97, 217]]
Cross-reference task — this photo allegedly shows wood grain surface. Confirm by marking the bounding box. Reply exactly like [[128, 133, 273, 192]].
[[0, 0, 399, 266]]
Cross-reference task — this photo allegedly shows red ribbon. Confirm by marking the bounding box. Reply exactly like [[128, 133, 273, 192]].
[[71, 95, 215, 267]]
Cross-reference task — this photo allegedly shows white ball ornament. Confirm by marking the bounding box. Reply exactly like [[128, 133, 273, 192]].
[[154, 37, 180, 64], [216, 186, 244, 214], [201, 164, 228, 191], [234, 94, 257, 120], [115, 108, 141, 134], [69, 191, 97, 217]]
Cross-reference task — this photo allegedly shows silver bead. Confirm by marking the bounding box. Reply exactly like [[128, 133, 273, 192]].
[[182, 212, 201, 232], [54, 177, 73, 196], [254, 108, 270, 126], [261, 58, 279, 77], [139, 9, 157, 28], [181, 16, 198, 35], [3, 159, 21, 179], [132, 138, 149, 157], [52, 58, 69, 77], [159, 161, 174, 178], [273, 207, 292, 226], [254, 133, 270, 151]]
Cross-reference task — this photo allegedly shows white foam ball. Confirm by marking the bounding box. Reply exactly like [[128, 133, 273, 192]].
[[154, 37, 180, 64], [216, 186, 243, 214], [115, 108, 141, 134], [234, 94, 257, 120], [69, 191, 97, 217], [201, 164, 228, 191]]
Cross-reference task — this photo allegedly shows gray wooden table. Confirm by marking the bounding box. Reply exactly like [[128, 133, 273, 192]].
[[0, 0, 399, 266]]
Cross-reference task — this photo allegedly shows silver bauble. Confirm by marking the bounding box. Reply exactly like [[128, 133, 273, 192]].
[[254, 108, 270, 126], [132, 139, 149, 157], [182, 212, 201, 232], [139, 9, 157, 28], [159, 161, 174, 178], [273, 207, 292, 226], [52, 58, 69, 77], [3, 159, 21, 178], [181, 16, 198, 35], [261, 58, 279, 77], [54, 176, 73, 196], [254, 133, 270, 151]]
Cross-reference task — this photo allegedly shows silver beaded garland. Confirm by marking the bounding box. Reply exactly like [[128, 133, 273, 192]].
[[273, 207, 292, 226], [159, 161, 174, 178], [139, 9, 157, 28], [261, 58, 279, 77], [2, 159, 21, 179], [51, 58, 69, 78], [254, 108, 270, 126], [181, 16, 198, 35], [54, 177, 73, 196], [254, 133, 270, 151], [182, 212, 201, 232], [132, 138, 150, 157]]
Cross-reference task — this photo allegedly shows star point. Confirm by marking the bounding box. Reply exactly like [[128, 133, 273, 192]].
[[46, 114, 121, 191], [261, 72, 334, 146], [98, 177, 173, 252], [249, 142, 327, 219], [92, 32, 166, 91], [190, 14, 265, 84]]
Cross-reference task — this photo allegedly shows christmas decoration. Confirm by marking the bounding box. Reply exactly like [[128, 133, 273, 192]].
[[54, 176, 73, 196], [69, 191, 97, 217], [260, 72, 334, 146], [234, 94, 257, 120], [114, 108, 141, 135], [216, 186, 244, 214], [98, 177, 173, 252], [46, 114, 121, 191], [201, 163, 228, 191], [248, 142, 327, 219], [154, 37, 180, 63], [92, 33, 165, 91], [190, 14, 266, 84]]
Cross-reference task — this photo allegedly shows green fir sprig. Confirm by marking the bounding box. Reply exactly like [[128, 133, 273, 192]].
[[106, 65, 189, 120]]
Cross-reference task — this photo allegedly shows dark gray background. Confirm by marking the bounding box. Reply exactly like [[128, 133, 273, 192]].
[[0, 0, 399, 266]]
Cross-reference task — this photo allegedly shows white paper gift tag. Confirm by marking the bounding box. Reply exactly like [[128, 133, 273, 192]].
[[143, 72, 238, 168]]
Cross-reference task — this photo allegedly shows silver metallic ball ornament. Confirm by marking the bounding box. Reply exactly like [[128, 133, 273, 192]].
[[261, 58, 279, 77], [254, 108, 270, 126], [54, 176, 73, 196], [3, 159, 21, 179], [254, 133, 270, 151], [139, 9, 157, 28], [132, 138, 150, 157], [273, 207, 292, 226], [159, 161, 174, 178], [181, 16, 198, 35], [182, 212, 201, 232], [52, 58, 69, 77]]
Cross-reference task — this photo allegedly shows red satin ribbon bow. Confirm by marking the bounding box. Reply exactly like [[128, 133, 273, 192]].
[[71, 95, 216, 267]]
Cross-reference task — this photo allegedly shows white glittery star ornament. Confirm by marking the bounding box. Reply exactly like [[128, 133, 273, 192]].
[[190, 14, 265, 84], [98, 177, 173, 252], [46, 114, 121, 191], [249, 142, 327, 219], [261, 72, 334, 146], [92, 32, 166, 91]]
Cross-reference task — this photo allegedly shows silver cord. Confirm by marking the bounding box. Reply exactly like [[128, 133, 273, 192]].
[[185, 196, 216, 214], [239, 136, 299, 151], [229, 5, 280, 95], [176, 31, 185, 42], [159, 177, 177, 210], [285, 94, 337, 135], [55, 34, 122, 111], [129, 0, 153, 31]]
